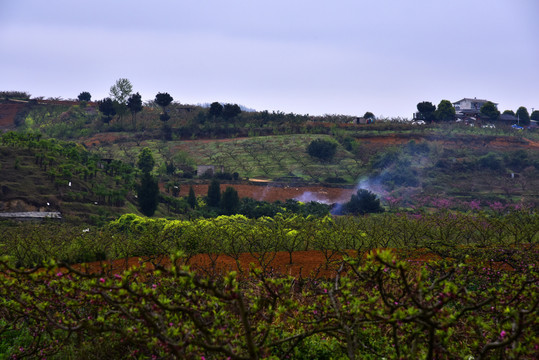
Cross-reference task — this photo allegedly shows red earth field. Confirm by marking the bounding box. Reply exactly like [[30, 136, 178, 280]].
[[177, 183, 356, 204], [73, 249, 439, 279]]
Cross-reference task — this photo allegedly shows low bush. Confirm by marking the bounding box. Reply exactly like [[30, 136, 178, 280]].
[[307, 138, 338, 162]]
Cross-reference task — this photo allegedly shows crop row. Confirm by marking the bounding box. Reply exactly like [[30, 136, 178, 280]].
[[1, 210, 538, 270]]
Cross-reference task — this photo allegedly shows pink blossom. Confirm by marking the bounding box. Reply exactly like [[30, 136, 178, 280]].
[[500, 330, 507, 339], [56, 272, 63, 277], [468, 199, 481, 211], [152, 284, 157, 289], [99, 278, 105, 283]]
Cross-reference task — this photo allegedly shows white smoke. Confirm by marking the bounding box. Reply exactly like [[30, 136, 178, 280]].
[[294, 191, 331, 204]]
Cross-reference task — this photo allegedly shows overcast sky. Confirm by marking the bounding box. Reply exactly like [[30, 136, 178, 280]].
[[1, 0, 538, 118]]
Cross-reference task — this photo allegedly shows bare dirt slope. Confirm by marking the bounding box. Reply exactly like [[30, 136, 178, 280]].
[[0, 103, 25, 129]]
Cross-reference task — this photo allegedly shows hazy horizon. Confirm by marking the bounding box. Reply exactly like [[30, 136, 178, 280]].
[[1, 0, 538, 118]]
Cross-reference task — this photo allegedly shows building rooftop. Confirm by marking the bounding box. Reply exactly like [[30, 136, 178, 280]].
[[453, 98, 498, 105]]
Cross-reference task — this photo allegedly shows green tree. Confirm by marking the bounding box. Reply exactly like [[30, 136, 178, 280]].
[[155, 92, 173, 122], [207, 179, 221, 207], [220, 186, 240, 215], [137, 148, 159, 216], [480, 101, 500, 121], [138, 172, 159, 216], [503, 110, 515, 116], [416, 101, 436, 122], [109, 78, 133, 104], [209, 102, 223, 118], [434, 100, 455, 122], [222, 103, 241, 120], [343, 189, 384, 215], [187, 185, 197, 209], [137, 147, 155, 174], [77, 91, 91, 102], [363, 111, 375, 119], [530, 110, 539, 121], [127, 92, 143, 130], [307, 139, 338, 162], [515, 106, 530, 125], [98, 98, 116, 124]]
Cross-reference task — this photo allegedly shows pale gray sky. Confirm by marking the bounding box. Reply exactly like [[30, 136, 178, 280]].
[[1, 0, 538, 117]]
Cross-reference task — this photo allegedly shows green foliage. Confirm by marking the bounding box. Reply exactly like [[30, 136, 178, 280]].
[[405, 140, 430, 155], [220, 186, 240, 215], [98, 97, 116, 123], [307, 138, 338, 162], [126, 92, 142, 128], [380, 163, 419, 188], [504, 150, 531, 171], [77, 91, 91, 102], [478, 152, 503, 171], [0, 233, 537, 359], [531, 110, 539, 121], [416, 101, 436, 122], [339, 135, 358, 152], [0, 132, 135, 221], [109, 78, 133, 104], [137, 147, 155, 173], [137, 172, 159, 216], [343, 189, 384, 215], [480, 101, 500, 121], [208, 101, 223, 118], [363, 111, 375, 119], [369, 148, 398, 169], [0, 91, 31, 101], [187, 185, 197, 209], [222, 103, 241, 120], [155, 92, 173, 108], [207, 179, 221, 207], [516, 106, 530, 125], [434, 99, 455, 122]]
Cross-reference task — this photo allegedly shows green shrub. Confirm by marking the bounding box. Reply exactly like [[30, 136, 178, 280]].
[[307, 138, 338, 162], [343, 189, 384, 215], [478, 153, 503, 171]]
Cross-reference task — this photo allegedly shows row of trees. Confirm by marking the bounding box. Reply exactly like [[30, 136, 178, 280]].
[[416, 100, 538, 125], [86, 79, 243, 132]]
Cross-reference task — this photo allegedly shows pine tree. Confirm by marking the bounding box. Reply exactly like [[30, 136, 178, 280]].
[[207, 179, 221, 207], [137, 148, 159, 216], [220, 186, 239, 215], [187, 186, 197, 209], [138, 173, 159, 216]]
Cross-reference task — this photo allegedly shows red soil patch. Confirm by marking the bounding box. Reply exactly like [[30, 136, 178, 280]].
[[357, 134, 539, 150], [0, 103, 25, 128], [72, 249, 438, 279], [177, 184, 355, 203], [66, 248, 520, 279], [78, 251, 345, 278]]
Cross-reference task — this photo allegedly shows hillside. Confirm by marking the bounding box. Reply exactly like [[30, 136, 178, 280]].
[[82, 130, 539, 207], [1, 98, 539, 223], [0, 132, 139, 223]]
